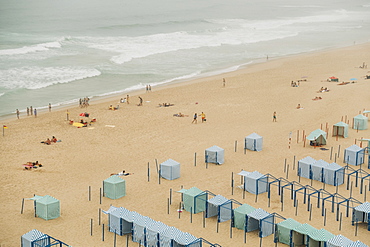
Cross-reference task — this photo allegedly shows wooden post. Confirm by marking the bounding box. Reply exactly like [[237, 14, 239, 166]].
[[21, 198, 25, 214], [194, 153, 197, 166], [155, 159, 159, 173], [231, 172, 234, 195], [114, 230, 117, 247], [216, 221, 219, 233], [147, 162, 150, 182], [190, 207, 193, 223], [286, 164, 289, 179], [339, 212, 342, 231], [89, 186, 91, 201], [230, 219, 233, 238], [100, 187, 102, 204], [284, 159, 287, 172], [295, 200, 298, 216], [355, 220, 358, 236], [324, 208, 327, 226], [167, 198, 170, 214], [102, 223, 105, 241], [235, 140, 237, 152], [309, 204, 312, 221], [126, 234, 129, 247], [203, 211, 206, 228], [338, 145, 341, 157], [297, 130, 299, 143], [330, 147, 333, 160], [169, 188, 172, 205], [303, 135, 306, 147], [99, 208, 101, 225], [91, 218, 93, 236], [158, 169, 161, 184]]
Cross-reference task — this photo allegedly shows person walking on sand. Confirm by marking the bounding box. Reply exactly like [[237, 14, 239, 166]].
[[16, 109, 20, 119], [192, 113, 198, 124], [222, 78, 226, 87], [126, 95, 130, 104], [273, 112, 277, 122], [138, 96, 143, 106], [200, 112, 206, 123], [49, 103, 51, 112]]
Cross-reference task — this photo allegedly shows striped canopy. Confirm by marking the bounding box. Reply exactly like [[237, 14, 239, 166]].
[[327, 235, 353, 247]]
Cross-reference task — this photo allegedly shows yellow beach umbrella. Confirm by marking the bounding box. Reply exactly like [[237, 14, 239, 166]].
[[72, 122, 84, 127]]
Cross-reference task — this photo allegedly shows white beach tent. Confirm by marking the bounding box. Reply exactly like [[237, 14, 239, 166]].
[[352, 202, 370, 231], [245, 133, 263, 151], [323, 163, 345, 186], [173, 232, 201, 247], [132, 215, 156, 245], [333, 121, 349, 138], [205, 145, 224, 165], [344, 145, 365, 166], [306, 129, 327, 146], [145, 221, 169, 247], [244, 171, 268, 195], [353, 114, 368, 130], [160, 159, 180, 180], [21, 229, 50, 247], [347, 240, 369, 247], [275, 218, 301, 246], [307, 228, 335, 247], [160, 226, 183, 247], [298, 156, 316, 179], [327, 234, 353, 247], [109, 207, 132, 235], [246, 208, 275, 237], [311, 159, 329, 182], [206, 195, 232, 222]]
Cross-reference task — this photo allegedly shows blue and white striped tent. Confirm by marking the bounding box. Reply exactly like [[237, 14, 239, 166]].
[[246, 208, 274, 237], [109, 207, 132, 235], [311, 159, 329, 182], [352, 202, 370, 231], [298, 156, 316, 179], [132, 215, 156, 245], [307, 228, 335, 247], [244, 171, 268, 195], [353, 114, 368, 130], [323, 163, 345, 186], [292, 223, 317, 247], [181, 187, 207, 214], [160, 226, 183, 247], [344, 145, 365, 166], [121, 211, 142, 235], [275, 218, 301, 246], [245, 133, 263, 151], [205, 145, 224, 165], [327, 234, 353, 247], [160, 159, 180, 180], [21, 229, 50, 247], [145, 221, 169, 247], [206, 195, 232, 222], [347, 241, 369, 247], [173, 232, 201, 247], [233, 204, 256, 231]]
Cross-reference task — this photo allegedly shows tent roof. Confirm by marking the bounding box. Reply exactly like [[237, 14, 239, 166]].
[[306, 129, 327, 141], [354, 202, 370, 213], [299, 156, 316, 164], [207, 195, 230, 206], [238, 170, 251, 177], [347, 240, 368, 247], [162, 226, 183, 238], [161, 158, 180, 166], [177, 188, 188, 193], [293, 223, 317, 235], [102, 206, 119, 215], [27, 195, 44, 201], [247, 208, 270, 220], [146, 221, 169, 233], [312, 159, 329, 168], [334, 121, 349, 127], [36, 195, 59, 205], [184, 187, 204, 196], [234, 204, 256, 215], [104, 175, 125, 184], [111, 207, 130, 218], [133, 215, 156, 227], [325, 163, 343, 171], [246, 171, 266, 179], [174, 232, 198, 245], [205, 145, 224, 152], [276, 218, 301, 229], [308, 228, 335, 242], [22, 229, 46, 242], [246, 133, 262, 139], [122, 211, 141, 222], [345, 144, 363, 152], [327, 235, 353, 246], [354, 114, 368, 120]]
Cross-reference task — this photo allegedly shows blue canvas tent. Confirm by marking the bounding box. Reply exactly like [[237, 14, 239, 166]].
[[246, 208, 275, 237], [233, 204, 256, 231], [344, 145, 365, 166], [275, 218, 301, 246], [244, 171, 268, 195], [206, 195, 232, 222], [327, 234, 353, 247], [307, 228, 335, 247], [306, 129, 327, 146], [323, 163, 344, 186], [160, 159, 180, 180], [160, 227, 183, 247], [292, 223, 317, 246], [103, 175, 126, 199], [352, 202, 370, 231], [108, 207, 132, 235], [181, 187, 207, 214], [132, 215, 156, 245], [205, 145, 224, 165], [333, 121, 349, 138], [145, 221, 169, 247], [245, 133, 263, 151], [298, 156, 316, 179], [21, 229, 50, 247], [311, 159, 329, 182], [353, 114, 368, 130]]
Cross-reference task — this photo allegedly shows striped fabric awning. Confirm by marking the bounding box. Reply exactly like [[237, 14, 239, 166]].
[[207, 195, 230, 206], [346, 240, 369, 247], [354, 202, 370, 213], [308, 228, 335, 242], [327, 234, 353, 247], [173, 232, 199, 245], [247, 208, 270, 220], [293, 223, 317, 235], [22, 229, 45, 242]]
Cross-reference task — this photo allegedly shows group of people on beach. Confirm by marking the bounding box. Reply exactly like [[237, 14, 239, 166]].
[[41, 136, 58, 145], [23, 161, 43, 170], [191, 112, 206, 124], [79, 97, 90, 108]]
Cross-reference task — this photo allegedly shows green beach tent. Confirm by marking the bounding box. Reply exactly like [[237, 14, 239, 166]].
[[103, 175, 126, 199], [308, 228, 335, 247], [182, 187, 207, 214], [31, 195, 60, 220], [306, 129, 327, 146], [353, 114, 368, 130], [276, 218, 301, 246], [233, 204, 256, 230], [292, 223, 317, 246], [333, 121, 349, 138]]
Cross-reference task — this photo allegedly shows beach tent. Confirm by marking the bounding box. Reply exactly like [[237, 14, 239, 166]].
[[246, 208, 275, 237], [160, 226, 183, 247], [160, 159, 180, 180], [205, 145, 224, 165], [307, 228, 335, 247], [327, 234, 353, 247], [275, 218, 301, 246], [146, 221, 169, 247], [292, 223, 317, 246], [323, 163, 345, 186], [347, 241, 369, 247], [173, 232, 201, 247], [132, 215, 156, 245], [108, 207, 132, 235], [121, 211, 142, 235], [311, 159, 329, 182], [206, 195, 232, 222], [329, 76, 339, 82], [298, 156, 316, 179], [245, 133, 263, 151], [353, 114, 368, 130], [306, 129, 327, 146], [28, 195, 60, 221], [244, 171, 268, 194], [21, 229, 50, 247], [344, 145, 365, 166], [352, 202, 370, 231], [103, 175, 126, 199], [333, 121, 349, 138], [233, 204, 256, 231], [182, 187, 207, 214]]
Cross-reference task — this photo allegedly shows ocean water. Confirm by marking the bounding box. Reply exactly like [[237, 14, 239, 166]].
[[1, 0, 370, 118]]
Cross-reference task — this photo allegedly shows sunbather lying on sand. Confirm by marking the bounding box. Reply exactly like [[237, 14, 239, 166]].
[[110, 170, 133, 176], [173, 112, 188, 117], [23, 161, 43, 170], [312, 96, 322, 100]]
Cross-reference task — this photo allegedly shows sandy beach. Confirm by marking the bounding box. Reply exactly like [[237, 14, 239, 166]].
[[1, 43, 370, 246]]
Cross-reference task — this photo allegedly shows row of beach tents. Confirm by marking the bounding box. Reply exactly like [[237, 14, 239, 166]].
[[21, 229, 70, 247]]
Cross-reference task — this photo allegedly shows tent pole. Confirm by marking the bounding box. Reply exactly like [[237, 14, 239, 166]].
[[169, 188, 172, 205], [339, 212, 342, 231], [324, 208, 327, 226], [91, 218, 93, 236], [21, 198, 24, 214], [235, 140, 237, 152], [99, 208, 101, 225], [231, 172, 234, 196], [102, 223, 105, 241], [194, 152, 197, 166], [167, 198, 170, 214], [147, 162, 150, 182], [100, 188, 102, 204], [89, 186, 91, 201], [155, 159, 158, 173]]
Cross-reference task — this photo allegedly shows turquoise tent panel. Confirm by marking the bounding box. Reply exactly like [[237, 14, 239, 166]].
[[292, 223, 317, 246], [183, 187, 206, 214], [308, 228, 335, 247], [233, 204, 256, 230], [333, 121, 349, 138], [353, 114, 368, 130], [306, 129, 327, 145], [103, 175, 126, 199], [276, 218, 301, 245], [35, 195, 60, 221]]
